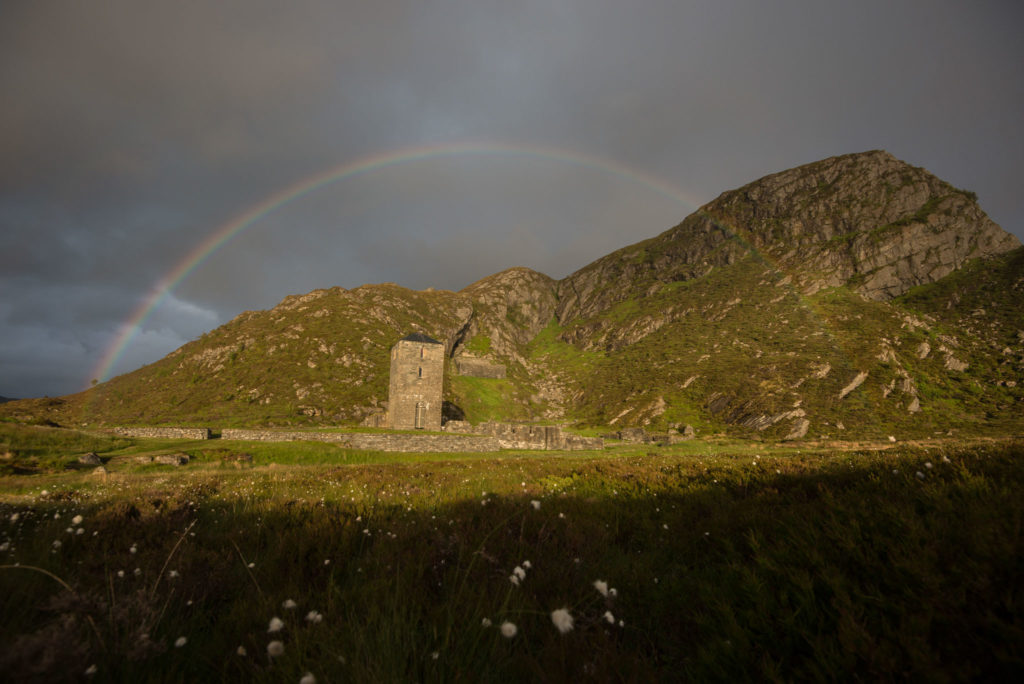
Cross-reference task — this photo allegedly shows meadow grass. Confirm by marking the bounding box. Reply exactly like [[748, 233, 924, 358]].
[[0, 430, 1021, 681]]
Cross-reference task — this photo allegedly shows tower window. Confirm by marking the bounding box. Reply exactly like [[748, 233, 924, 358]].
[[418, 367, 422, 378], [420, 347, 425, 358]]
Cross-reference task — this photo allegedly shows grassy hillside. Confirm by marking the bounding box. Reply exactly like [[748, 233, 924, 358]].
[[528, 249, 1024, 438], [1, 157, 1020, 437]]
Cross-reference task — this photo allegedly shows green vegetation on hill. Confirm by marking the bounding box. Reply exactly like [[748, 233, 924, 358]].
[[1, 153, 1019, 439]]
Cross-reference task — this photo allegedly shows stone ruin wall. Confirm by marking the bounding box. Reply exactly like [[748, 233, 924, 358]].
[[220, 428, 499, 453], [114, 427, 211, 440], [452, 356, 507, 379], [444, 421, 603, 451], [111, 423, 602, 452]]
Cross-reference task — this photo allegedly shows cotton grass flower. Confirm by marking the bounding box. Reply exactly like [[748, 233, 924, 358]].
[[481, 618, 492, 628], [593, 580, 609, 597], [500, 621, 517, 638], [267, 640, 284, 657], [513, 566, 526, 580], [915, 471, 926, 480], [236, 646, 247, 656], [71, 515, 83, 525], [530, 500, 541, 510], [603, 611, 615, 624], [299, 673, 316, 684], [282, 599, 298, 610], [522, 560, 531, 569], [268, 617, 285, 633], [509, 574, 520, 587], [550, 608, 574, 634], [174, 636, 187, 648], [305, 610, 323, 623]]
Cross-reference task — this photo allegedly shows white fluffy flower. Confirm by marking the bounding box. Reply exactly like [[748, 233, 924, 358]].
[[513, 566, 526, 580], [522, 560, 531, 569], [603, 611, 615, 624], [282, 599, 298, 610], [71, 515, 83, 525], [592, 580, 609, 597], [305, 610, 323, 623], [268, 617, 285, 633], [530, 500, 541, 510], [299, 673, 316, 684], [174, 636, 187, 648], [236, 645, 247, 656], [509, 574, 520, 587], [500, 621, 517, 638], [267, 640, 284, 657], [481, 618, 492, 627], [550, 608, 574, 634]]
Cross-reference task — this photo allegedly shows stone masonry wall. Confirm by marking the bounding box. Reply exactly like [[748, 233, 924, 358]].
[[388, 337, 444, 430], [114, 427, 211, 440], [220, 429, 499, 453], [452, 355, 507, 379], [446, 421, 603, 451]]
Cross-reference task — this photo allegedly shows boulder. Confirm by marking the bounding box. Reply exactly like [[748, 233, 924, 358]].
[[78, 452, 102, 465], [783, 418, 810, 441]]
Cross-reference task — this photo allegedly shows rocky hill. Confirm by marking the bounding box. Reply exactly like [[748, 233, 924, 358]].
[[6, 151, 1022, 439]]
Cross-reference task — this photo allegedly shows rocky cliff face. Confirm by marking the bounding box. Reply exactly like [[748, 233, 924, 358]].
[[556, 151, 1019, 322], [453, 267, 558, 365]]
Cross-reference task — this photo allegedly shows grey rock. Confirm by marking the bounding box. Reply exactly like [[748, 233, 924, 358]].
[[838, 371, 869, 400], [78, 452, 101, 465], [783, 418, 810, 441]]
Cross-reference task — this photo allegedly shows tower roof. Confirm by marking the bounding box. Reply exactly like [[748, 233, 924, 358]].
[[399, 332, 442, 345]]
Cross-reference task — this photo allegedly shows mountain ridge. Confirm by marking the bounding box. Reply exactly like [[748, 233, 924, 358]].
[[4, 150, 1021, 438]]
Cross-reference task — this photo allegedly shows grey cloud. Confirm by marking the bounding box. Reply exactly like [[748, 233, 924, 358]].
[[2, 0, 1022, 397]]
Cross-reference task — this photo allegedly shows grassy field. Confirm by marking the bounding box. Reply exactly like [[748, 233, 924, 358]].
[[1, 425, 1022, 681]]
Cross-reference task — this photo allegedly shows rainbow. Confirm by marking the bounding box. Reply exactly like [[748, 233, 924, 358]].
[[89, 141, 708, 386]]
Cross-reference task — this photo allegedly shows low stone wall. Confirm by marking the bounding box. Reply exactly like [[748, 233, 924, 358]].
[[220, 429, 500, 453], [453, 356, 507, 379], [453, 422, 603, 451], [114, 427, 211, 440]]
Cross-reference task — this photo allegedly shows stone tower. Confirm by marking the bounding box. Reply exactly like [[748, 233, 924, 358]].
[[387, 332, 444, 430]]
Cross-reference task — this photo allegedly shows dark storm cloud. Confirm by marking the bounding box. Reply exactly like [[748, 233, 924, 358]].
[[2, 0, 1022, 397]]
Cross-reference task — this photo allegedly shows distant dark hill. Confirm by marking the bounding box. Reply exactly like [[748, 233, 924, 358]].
[[0, 396, 15, 404], [5, 151, 1021, 439]]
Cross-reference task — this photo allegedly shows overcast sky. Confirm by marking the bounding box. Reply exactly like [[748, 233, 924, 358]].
[[2, 0, 1022, 399]]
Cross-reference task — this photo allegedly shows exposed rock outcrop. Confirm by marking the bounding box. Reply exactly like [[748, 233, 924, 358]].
[[556, 151, 1019, 322]]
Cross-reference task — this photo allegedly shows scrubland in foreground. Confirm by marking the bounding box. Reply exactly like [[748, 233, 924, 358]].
[[1, 430, 1022, 681]]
